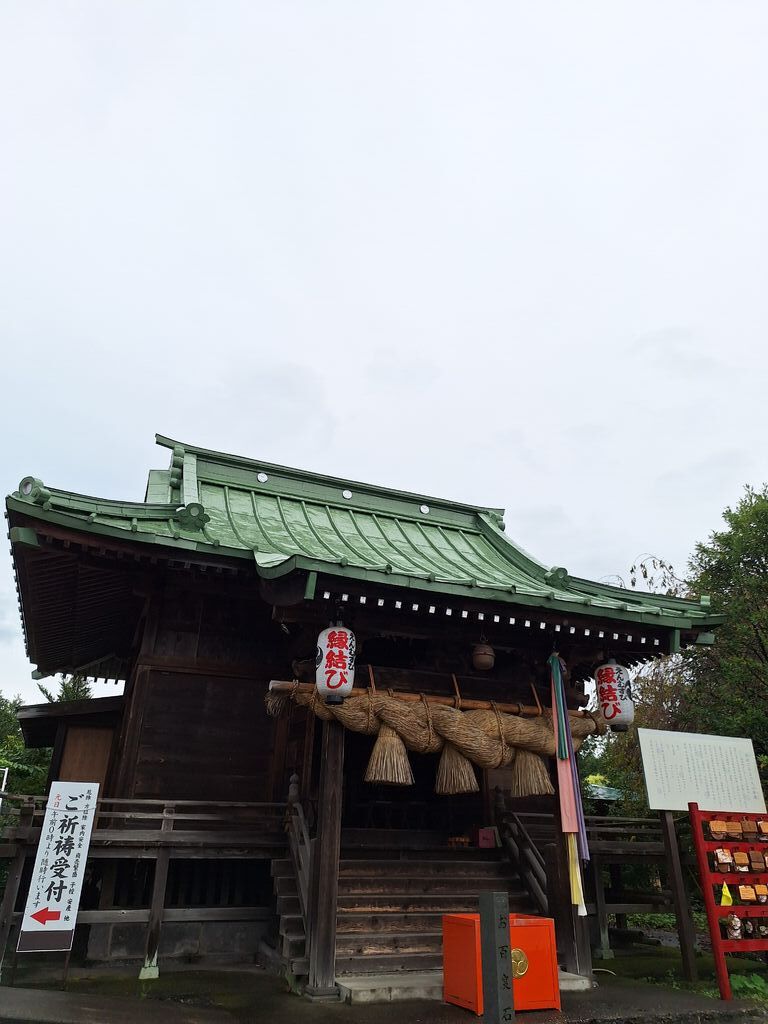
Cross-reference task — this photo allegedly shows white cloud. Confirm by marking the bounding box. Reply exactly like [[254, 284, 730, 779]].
[[1, 1, 767, 701]]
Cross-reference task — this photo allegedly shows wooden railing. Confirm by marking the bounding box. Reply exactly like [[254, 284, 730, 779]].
[[494, 799, 680, 956], [0, 791, 287, 978], [285, 774, 312, 934], [496, 807, 548, 915]]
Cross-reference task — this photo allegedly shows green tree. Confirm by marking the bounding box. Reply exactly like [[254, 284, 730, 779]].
[[586, 484, 768, 808], [36, 673, 92, 704], [0, 675, 91, 798], [682, 484, 768, 764], [581, 655, 689, 815], [0, 693, 49, 796]]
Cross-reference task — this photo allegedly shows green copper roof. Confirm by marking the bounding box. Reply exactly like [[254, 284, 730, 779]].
[[6, 434, 721, 631]]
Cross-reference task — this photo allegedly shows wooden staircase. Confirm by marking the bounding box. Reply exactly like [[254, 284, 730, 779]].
[[271, 832, 533, 980]]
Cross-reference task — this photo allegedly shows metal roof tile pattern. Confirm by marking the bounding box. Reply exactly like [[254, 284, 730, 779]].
[[6, 434, 722, 631]]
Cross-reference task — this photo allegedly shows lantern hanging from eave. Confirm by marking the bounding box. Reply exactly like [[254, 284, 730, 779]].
[[315, 623, 356, 704], [594, 658, 634, 729]]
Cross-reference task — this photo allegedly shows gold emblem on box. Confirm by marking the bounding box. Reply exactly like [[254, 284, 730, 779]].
[[511, 948, 529, 978]]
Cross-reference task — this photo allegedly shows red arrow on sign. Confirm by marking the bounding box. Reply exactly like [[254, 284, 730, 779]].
[[31, 907, 61, 926]]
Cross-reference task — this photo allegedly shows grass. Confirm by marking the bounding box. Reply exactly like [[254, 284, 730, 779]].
[[593, 945, 768, 1001], [626, 911, 708, 931]]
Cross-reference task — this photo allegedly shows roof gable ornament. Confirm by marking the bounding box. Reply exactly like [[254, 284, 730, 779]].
[[18, 478, 51, 508], [175, 502, 210, 531], [545, 566, 569, 586]]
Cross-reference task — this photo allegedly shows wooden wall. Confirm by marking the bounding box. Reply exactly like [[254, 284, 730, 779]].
[[112, 582, 290, 802], [131, 670, 274, 801], [59, 726, 114, 788]]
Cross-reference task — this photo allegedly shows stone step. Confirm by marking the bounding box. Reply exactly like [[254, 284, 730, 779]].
[[336, 931, 442, 956], [337, 968, 591, 1003], [337, 970, 444, 1004]]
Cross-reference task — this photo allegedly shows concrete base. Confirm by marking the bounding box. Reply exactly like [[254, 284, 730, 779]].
[[337, 971, 444, 1004], [558, 969, 595, 992], [337, 968, 593, 1004]]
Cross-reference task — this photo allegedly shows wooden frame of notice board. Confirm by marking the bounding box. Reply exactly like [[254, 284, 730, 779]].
[[689, 802, 768, 1000]]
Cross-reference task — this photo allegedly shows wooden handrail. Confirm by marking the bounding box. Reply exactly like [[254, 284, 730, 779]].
[[0, 792, 287, 809], [286, 809, 311, 924]]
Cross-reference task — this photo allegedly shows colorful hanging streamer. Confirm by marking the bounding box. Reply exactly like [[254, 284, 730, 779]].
[[549, 654, 590, 916]]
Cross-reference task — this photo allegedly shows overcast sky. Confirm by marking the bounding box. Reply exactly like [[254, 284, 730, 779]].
[[1, 2, 766, 704]]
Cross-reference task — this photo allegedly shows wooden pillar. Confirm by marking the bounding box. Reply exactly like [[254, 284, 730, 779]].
[[608, 864, 627, 931], [139, 803, 174, 980], [306, 720, 344, 1000], [659, 810, 698, 982], [590, 854, 613, 959]]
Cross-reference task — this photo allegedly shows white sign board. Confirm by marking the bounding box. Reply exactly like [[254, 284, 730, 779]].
[[17, 781, 99, 953], [0, 766, 8, 814], [638, 728, 766, 813]]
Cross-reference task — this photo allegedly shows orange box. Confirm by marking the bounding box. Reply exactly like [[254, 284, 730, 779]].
[[443, 913, 561, 1013]]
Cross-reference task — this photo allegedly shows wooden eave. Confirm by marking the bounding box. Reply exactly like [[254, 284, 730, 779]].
[[17, 696, 124, 748]]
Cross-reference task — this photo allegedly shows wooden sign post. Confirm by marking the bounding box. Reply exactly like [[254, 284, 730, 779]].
[[659, 809, 698, 982], [479, 890, 514, 1023]]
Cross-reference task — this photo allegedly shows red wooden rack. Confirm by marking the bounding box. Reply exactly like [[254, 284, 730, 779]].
[[689, 801, 768, 999]]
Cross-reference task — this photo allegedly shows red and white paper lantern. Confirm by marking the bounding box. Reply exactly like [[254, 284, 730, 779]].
[[595, 659, 634, 728], [315, 625, 356, 704]]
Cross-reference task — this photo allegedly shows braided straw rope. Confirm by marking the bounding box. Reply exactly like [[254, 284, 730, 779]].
[[280, 689, 605, 767]]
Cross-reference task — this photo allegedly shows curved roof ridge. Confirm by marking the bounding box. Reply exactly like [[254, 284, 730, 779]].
[[156, 433, 505, 519]]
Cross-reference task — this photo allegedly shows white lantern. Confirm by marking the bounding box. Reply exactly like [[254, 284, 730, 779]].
[[595, 659, 634, 728], [315, 624, 356, 704]]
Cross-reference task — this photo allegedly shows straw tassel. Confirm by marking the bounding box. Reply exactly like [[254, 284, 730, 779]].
[[265, 691, 291, 717], [364, 724, 414, 786], [436, 743, 479, 795], [507, 749, 554, 798]]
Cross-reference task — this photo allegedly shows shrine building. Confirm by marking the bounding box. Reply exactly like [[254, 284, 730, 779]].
[[1, 434, 721, 995]]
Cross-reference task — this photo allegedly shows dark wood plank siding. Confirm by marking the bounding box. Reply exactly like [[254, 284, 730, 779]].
[[59, 726, 115, 788], [132, 671, 274, 801]]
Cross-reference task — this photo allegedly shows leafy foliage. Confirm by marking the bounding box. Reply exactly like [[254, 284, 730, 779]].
[[585, 483, 768, 812], [36, 673, 92, 704], [0, 675, 93, 797], [581, 655, 690, 814], [729, 972, 768, 1001], [0, 693, 49, 796], [681, 485, 768, 763]]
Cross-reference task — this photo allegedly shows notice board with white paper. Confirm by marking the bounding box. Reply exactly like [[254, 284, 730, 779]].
[[637, 728, 766, 813], [17, 780, 99, 953]]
